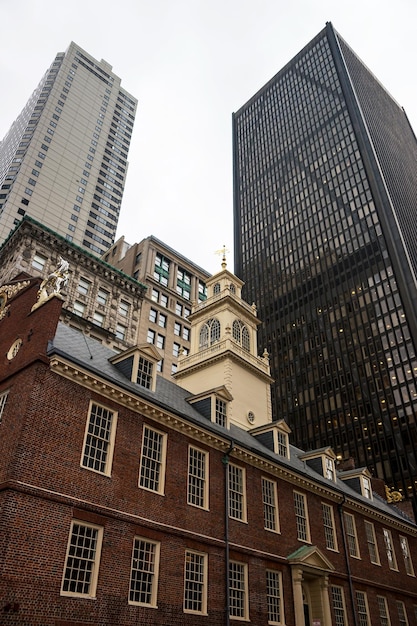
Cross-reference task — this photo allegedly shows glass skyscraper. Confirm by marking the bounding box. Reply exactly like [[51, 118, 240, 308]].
[[0, 42, 136, 255], [233, 23, 417, 508]]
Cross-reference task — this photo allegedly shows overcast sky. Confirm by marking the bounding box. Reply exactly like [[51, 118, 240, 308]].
[[1, 0, 416, 274]]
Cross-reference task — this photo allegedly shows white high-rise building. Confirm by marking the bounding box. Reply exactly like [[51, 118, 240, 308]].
[[0, 42, 136, 255]]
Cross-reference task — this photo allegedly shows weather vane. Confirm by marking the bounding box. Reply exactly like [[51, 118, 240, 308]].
[[215, 245, 229, 269]]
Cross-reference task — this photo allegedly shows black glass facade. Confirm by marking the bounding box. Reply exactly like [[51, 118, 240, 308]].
[[233, 23, 417, 507]]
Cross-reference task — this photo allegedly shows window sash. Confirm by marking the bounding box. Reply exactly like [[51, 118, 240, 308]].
[[129, 537, 160, 606], [184, 551, 207, 613], [293, 492, 310, 542], [229, 561, 247, 619], [81, 402, 116, 475], [262, 478, 279, 532], [322, 503, 337, 550], [228, 464, 246, 521], [331, 586, 347, 626], [383, 528, 397, 570], [188, 447, 207, 509], [0, 390, 9, 423], [356, 591, 370, 626], [139, 426, 165, 493], [266, 570, 283, 624], [364, 521, 380, 564], [61, 521, 103, 597], [400, 535, 414, 576], [377, 596, 391, 626], [344, 513, 360, 558]]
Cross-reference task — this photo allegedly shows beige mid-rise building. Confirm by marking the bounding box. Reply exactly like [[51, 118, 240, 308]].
[[0, 42, 136, 256], [103, 236, 211, 379]]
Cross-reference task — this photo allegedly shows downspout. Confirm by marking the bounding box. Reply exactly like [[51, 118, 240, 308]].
[[222, 441, 235, 626], [338, 496, 359, 626]]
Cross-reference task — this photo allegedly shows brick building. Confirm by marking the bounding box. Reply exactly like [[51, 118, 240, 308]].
[[0, 262, 416, 625]]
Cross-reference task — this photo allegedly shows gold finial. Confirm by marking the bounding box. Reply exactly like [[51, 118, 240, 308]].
[[215, 245, 229, 270]]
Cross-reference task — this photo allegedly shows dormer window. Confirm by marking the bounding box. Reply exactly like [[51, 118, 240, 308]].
[[199, 318, 220, 349], [137, 356, 153, 389], [251, 420, 291, 459], [325, 457, 335, 481], [338, 468, 373, 500], [215, 398, 227, 427], [232, 320, 250, 352], [110, 344, 161, 392], [277, 429, 289, 458], [361, 476, 372, 500], [187, 386, 232, 429], [299, 447, 337, 482], [213, 283, 221, 295]]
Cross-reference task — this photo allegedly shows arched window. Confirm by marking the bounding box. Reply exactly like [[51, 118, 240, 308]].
[[213, 283, 221, 295], [242, 326, 250, 351], [199, 318, 221, 349], [199, 324, 209, 349], [232, 319, 250, 352], [229, 283, 236, 294]]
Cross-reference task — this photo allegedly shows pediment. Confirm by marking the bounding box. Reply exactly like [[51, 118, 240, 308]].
[[287, 545, 335, 572]]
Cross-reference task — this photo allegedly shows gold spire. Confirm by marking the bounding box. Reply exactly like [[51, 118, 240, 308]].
[[215, 245, 229, 270]]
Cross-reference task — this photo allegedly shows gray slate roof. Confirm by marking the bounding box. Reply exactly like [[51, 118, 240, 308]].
[[48, 322, 415, 528]]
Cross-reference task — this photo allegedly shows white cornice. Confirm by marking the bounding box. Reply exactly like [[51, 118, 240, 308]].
[[49, 355, 417, 534]]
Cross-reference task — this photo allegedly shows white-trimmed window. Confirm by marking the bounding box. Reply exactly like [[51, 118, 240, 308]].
[[115, 323, 126, 341], [262, 478, 279, 532], [154, 253, 170, 286], [356, 591, 370, 626], [277, 430, 289, 457], [383, 528, 397, 570], [397, 601, 409, 626], [77, 277, 91, 296], [361, 475, 372, 500], [364, 521, 380, 564], [32, 252, 47, 271], [377, 596, 391, 626], [184, 550, 207, 614], [215, 397, 227, 427], [325, 457, 336, 481], [93, 311, 104, 327], [331, 586, 347, 626], [97, 288, 109, 305], [188, 446, 208, 509], [400, 535, 414, 576], [322, 503, 337, 551], [344, 512, 360, 558], [73, 300, 86, 316], [229, 561, 248, 620], [139, 426, 167, 493], [0, 390, 9, 424], [81, 401, 117, 476], [119, 300, 129, 317], [129, 537, 160, 606], [293, 491, 310, 542], [232, 320, 250, 352], [266, 570, 283, 624], [61, 520, 103, 597], [137, 356, 153, 389], [199, 318, 220, 348], [228, 464, 246, 521]]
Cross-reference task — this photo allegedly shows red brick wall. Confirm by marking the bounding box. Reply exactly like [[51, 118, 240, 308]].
[[1, 334, 417, 623]]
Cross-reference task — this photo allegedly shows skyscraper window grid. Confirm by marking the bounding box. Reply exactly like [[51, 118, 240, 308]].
[[233, 23, 417, 508]]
